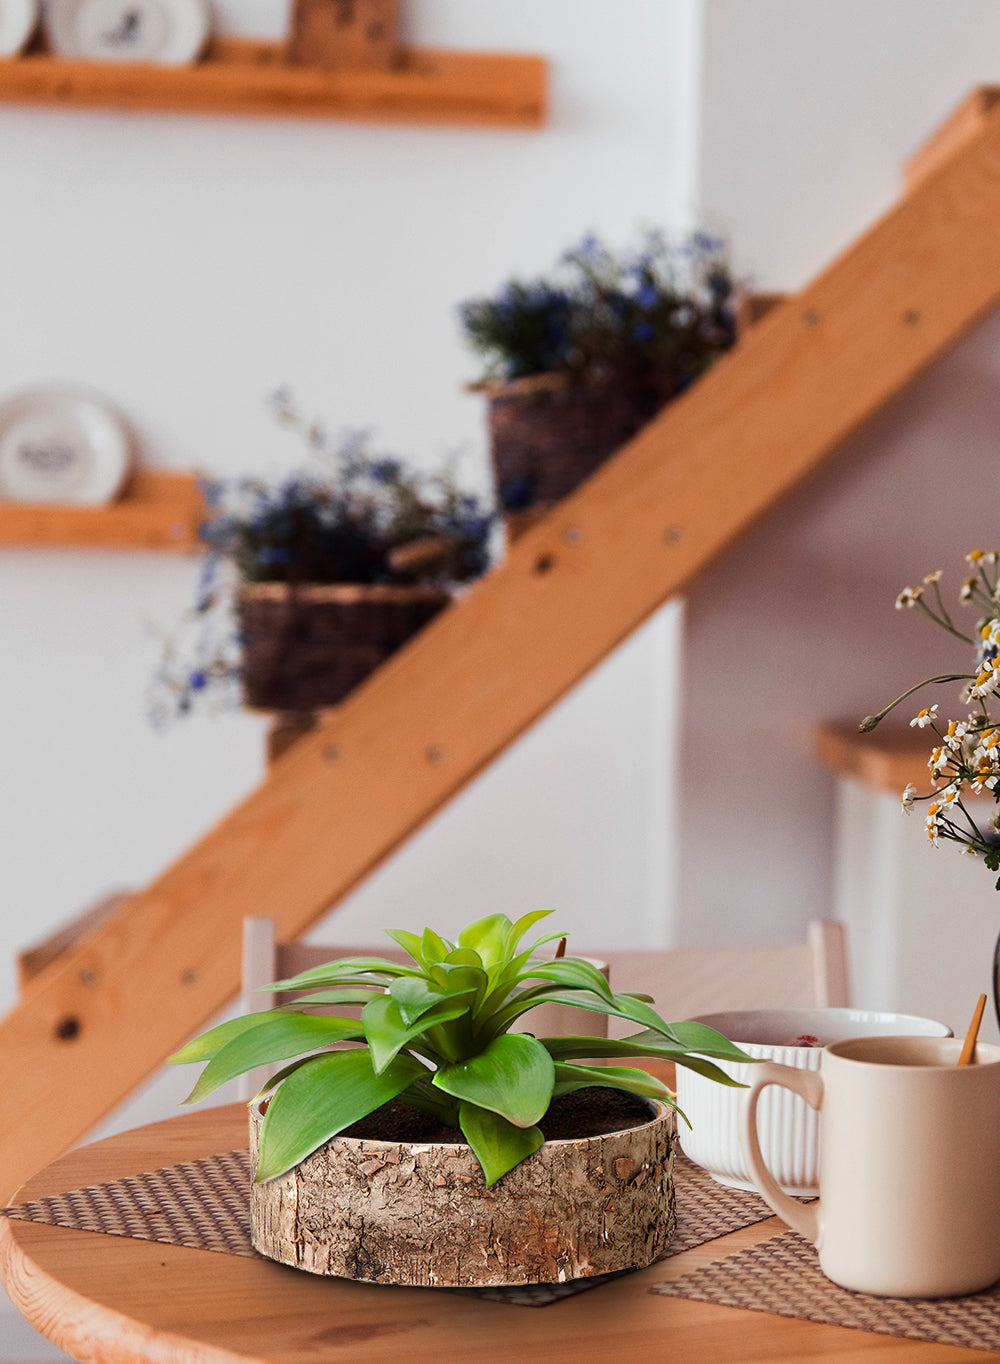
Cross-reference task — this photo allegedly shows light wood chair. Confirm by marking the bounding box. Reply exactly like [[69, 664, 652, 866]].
[[239, 917, 849, 1097], [590, 918, 849, 1033]]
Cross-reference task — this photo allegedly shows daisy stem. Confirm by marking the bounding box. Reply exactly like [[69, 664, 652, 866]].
[[913, 595, 974, 645], [953, 796, 989, 846], [859, 674, 972, 732]]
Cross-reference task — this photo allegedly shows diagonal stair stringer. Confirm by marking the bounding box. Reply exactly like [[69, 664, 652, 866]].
[[6, 89, 1000, 1195]]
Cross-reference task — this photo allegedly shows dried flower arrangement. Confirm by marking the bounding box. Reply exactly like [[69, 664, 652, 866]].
[[461, 228, 736, 388], [459, 230, 737, 514], [147, 391, 495, 723]]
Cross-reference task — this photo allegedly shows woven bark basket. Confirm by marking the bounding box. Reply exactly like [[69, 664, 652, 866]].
[[249, 1098, 676, 1288], [237, 582, 450, 712], [482, 372, 666, 517]]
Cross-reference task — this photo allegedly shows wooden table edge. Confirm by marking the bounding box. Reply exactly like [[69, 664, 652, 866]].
[[0, 1213, 256, 1364], [0, 1104, 988, 1363]]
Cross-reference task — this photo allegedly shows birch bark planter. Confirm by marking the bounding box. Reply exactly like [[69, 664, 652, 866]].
[[249, 1095, 676, 1287]]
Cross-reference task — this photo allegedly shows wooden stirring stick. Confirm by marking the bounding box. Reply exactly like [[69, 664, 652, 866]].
[[958, 993, 988, 1066]]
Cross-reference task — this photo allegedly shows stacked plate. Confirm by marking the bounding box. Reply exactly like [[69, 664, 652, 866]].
[[40, 0, 212, 65], [0, 385, 134, 505]]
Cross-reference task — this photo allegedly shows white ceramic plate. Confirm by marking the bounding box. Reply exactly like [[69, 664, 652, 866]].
[[42, 0, 211, 65], [0, 385, 133, 504], [0, 0, 39, 55]]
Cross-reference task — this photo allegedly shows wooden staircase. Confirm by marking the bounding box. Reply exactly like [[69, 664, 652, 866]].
[[6, 88, 1000, 1196]]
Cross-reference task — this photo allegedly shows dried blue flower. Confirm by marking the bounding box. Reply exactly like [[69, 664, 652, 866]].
[[460, 227, 735, 386]]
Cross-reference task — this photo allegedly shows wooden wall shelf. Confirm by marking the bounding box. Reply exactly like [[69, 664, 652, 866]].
[[0, 38, 548, 128], [0, 469, 204, 551], [816, 721, 933, 794]]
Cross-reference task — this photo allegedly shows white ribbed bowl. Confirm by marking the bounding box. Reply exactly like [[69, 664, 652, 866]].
[[676, 1008, 952, 1195]]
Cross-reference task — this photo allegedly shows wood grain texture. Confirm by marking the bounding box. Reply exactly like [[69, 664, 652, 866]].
[[0, 1107, 985, 1363], [0, 39, 548, 128], [0, 470, 204, 551], [904, 87, 1000, 192], [6, 90, 1000, 1196]]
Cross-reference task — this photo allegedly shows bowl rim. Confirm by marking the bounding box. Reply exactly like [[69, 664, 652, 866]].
[[689, 1006, 953, 1047]]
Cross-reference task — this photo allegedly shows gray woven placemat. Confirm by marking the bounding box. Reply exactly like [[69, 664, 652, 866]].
[[1, 1150, 776, 1308], [652, 1228, 1000, 1351]]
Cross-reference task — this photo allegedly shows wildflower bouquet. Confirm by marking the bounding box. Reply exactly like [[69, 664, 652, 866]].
[[147, 392, 495, 722], [862, 550, 1000, 878]]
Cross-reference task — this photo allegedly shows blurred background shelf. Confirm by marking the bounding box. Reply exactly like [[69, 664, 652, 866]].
[[0, 470, 204, 551], [0, 38, 548, 127], [816, 720, 932, 793]]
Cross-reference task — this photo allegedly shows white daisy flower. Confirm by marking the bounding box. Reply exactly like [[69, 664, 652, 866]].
[[925, 805, 942, 843], [971, 664, 1000, 699], [900, 783, 917, 813], [910, 705, 938, 728], [895, 586, 923, 609]]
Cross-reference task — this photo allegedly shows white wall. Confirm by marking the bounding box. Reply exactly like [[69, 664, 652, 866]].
[[0, 2, 703, 1150], [700, 0, 1000, 290], [677, 0, 1000, 948]]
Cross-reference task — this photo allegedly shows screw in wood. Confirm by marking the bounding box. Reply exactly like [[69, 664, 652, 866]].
[[663, 526, 683, 544], [78, 968, 98, 986], [323, 744, 341, 763], [563, 526, 583, 546], [534, 553, 556, 574], [181, 969, 199, 987], [902, 308, 922, 327], [54, 1016, 81, 1041], [426, 745, 445, 764], [802, 307, 821, 327]]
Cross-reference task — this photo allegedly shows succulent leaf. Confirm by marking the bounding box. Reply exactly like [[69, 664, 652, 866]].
[[254, 1050, 425, 1183], [167, 1010, 298, 1065], [433, 1033, 554, 1127], [551, 1062, 672, 1101], [362, 993, 469, 1073], [266, 956, 421, 992], [458, 1102, 545, 1186], [181, 1013, 365, 1104]]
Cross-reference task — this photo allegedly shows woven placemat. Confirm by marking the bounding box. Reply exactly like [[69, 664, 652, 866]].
[[652, 1228, 1000, 1351], [1, 1150, 777, 1308]]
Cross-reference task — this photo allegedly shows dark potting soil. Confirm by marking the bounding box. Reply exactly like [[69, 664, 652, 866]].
[[341, 1086, 655, 1145]]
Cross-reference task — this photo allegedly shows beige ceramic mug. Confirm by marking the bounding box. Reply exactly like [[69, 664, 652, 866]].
[[740, 1035, 1000, 1297]]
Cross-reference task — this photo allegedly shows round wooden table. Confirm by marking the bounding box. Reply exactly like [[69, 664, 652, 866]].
[[0, 1105, 983, 1363]]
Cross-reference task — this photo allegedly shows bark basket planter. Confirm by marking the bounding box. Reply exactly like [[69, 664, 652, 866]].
[[237, 582, 450, 712], [249, 1095, 677, 1287]]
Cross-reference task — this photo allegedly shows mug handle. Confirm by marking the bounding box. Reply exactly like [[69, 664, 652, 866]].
[[740, 1060, 823, 1243]]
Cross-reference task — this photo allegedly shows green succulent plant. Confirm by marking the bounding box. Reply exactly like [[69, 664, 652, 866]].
[[169, 911, 752, 1186]]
